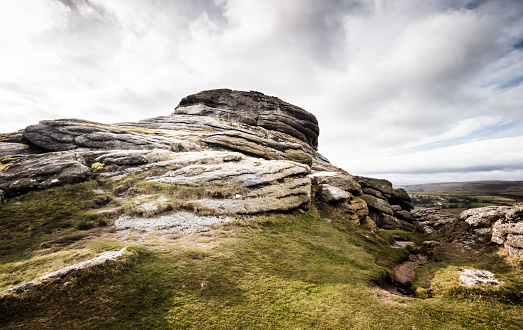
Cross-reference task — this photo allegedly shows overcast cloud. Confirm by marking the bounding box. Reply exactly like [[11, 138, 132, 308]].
[[1, 0, 522, 184]]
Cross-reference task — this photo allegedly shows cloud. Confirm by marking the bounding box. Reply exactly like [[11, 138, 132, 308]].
[[0, 0, 522, 184], [342, 135, 523, 184]]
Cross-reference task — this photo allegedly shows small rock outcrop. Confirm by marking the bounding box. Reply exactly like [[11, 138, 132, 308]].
[[458, 204, 523, 257], [355, 176, 417, 231], [411, 208, 457, 234], [174, 89, 320, 150], [0, 150, 90, 196], [459, 206, 512, 227], [310, 172, 372, 226]]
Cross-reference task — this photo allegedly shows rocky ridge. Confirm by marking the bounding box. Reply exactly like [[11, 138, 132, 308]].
[[411, 204, 523, 258], [1, 89, 415, 234]]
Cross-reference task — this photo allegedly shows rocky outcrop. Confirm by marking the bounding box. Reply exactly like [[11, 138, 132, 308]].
[[317, 184, 351, 203], [454, 204, 523, 257], [355, 176, 417, 231], [0, 150, 90, 196], [174, 89, 320, 150], [459, 206, 512, 227], [489, 205, 523, 257], [0, 88, 420, 233], [310, 171, 363, 196], [389, 188, 414, 211], [23, 119, 187, 152], [309, 172, 372, 226], [411, 208, 457, 233], [146, 152, 311, 214]]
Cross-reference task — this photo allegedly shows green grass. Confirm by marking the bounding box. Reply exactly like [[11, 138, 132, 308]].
[[1, 180, 522, 329]]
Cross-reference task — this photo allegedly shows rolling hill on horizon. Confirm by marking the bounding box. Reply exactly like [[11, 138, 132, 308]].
[[398, 180, 523, 194]]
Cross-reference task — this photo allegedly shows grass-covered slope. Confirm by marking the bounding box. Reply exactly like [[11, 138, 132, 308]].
[[1, 179, 522, 329]]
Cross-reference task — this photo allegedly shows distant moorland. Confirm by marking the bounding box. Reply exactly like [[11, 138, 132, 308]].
[[398, 181, 523, 215]]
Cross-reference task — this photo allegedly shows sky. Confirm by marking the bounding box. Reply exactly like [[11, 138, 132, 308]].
[[1, 0, 522, 184]]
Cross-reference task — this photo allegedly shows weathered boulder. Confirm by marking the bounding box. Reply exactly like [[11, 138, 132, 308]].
[[0, 189, 5, 204], [459, 206, 512, 227], [354, 176, 393, 199], [389, 188, 414, 211], [369, 209, 416, 231], [174, 89, 320, 150], [360, 194, 393, 215], [362, 187, 384, 199], [0, 150, 91, 196], [309, 171, 362, 196], [318, 184, 351, 203], [506, 206, 523, 222], [457, 204, 523, 257], [202, 130, 312, 165], [395, 210, 416, 223], [492, 220, 523, 244], [23, 119, 187, 152]]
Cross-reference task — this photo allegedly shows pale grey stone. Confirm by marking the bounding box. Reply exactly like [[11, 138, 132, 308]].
[[459, 269, 503, 287], [115, 212, 235, 234]]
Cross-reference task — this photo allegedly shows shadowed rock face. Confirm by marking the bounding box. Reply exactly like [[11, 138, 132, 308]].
[[174, 89, 320, 150]]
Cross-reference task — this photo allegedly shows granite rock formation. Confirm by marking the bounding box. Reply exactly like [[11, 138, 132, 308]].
[[355, 176, 417, 231], [0, 89, 417, 232], [459, 204, 523, 258], [174, 89, 320, 150]]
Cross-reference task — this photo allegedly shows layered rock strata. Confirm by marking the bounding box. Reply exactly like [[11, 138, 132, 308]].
[[174, 89, 320, 150], [0, 89, 418, 232], [354, 176, 417, 231]]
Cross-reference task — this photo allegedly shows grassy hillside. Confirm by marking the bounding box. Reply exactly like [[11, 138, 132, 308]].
[[1, 178, 522, 329]]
